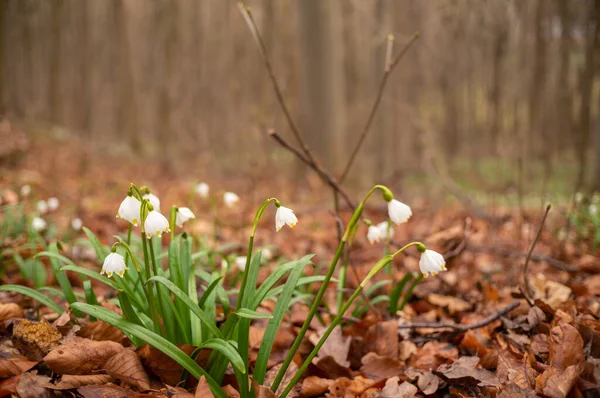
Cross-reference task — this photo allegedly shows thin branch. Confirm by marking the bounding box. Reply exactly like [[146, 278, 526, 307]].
[[339, 32, 419, 183], [397, 301, 520, 332], [523, 203, 552, 301]]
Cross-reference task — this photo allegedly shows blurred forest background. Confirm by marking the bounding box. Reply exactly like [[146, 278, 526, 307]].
[[1, 0, 600, 206]]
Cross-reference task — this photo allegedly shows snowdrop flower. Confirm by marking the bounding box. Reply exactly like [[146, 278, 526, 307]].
[[263, 248, 274, 260], [117, 195, 142, 226], [100, 252, 127, 278], [235, 256, 247, 272], [143, 193, 161, 212], [419, 249, 446, 278], [144, 210, 170, 238], [367, 225, 384, 244], [47, 197, 60, 211], [196, 182, 209, 198], [176, 207, 196, 227], [31, 217, 47, 232], [377, 221, 394, 240], [223, 192, 240, 208], [388, 199, 412, 225], [37, 200, 48, 215], [275, 206, 298, 231], [20, 185, 31, 197], [71, 217, 83, 231]]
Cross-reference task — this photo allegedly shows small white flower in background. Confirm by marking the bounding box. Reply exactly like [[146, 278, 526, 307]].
[[47, 197, 60, 211], [235, 256, 247, 272], [419, 249, 446, 278], [144, 210, 170, 238], [20, 185, 31, 197], [574, 192, 584, 204], [388, 199, 412, 225], [101, 252, 127, 278], [176, 207, 196, 227], [32, 217, 47, 232], [367, 225, 384, 244], [223, 192, 240, 208], [143, 193, 161, 212], [590, 204, 598, 216], [117, 196, 142, 226], [275, 206, 298, 231], [71, 217, 83, 231], [263, 248, 274, 260], [377, 221, 394, 240], [37, 200, 48, 214], [196, 182, 209, 198]]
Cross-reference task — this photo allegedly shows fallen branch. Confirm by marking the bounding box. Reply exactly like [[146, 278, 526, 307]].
[[397, 301, 520, 332], [522, 204, 552, 302]]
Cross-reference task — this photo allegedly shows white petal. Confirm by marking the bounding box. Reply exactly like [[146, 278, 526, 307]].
[[71, 218, 83, 231], [32, 217, 47, 231], [223, 192, 239, 208], [275, 206, 298, 231], [376, 221, 394, 240], [196, 182, 210, 198], [20, 185, 31, 197], [235, 256, 247, 272], [101, 252, 127, 278], [418, 249, 446, 277], [37, 200, 48, 214], [143, 193, 161, 212], [388, 200, 412, 225], [117, 196, 142, 226], [144, 210, 170, 238], [47, 197, 60, 211], [367, 225, 383, 244], [176, 207, 196, 227]]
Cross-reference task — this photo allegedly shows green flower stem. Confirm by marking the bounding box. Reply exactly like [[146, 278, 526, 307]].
[[398, 273, 423, 311], [280, 241, 423, 397], [336, 249, 349, 314], [141, 234, 160, 332]]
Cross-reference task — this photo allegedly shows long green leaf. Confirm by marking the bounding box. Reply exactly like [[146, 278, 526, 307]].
[[61, 265, 119, 290], [197, 276, 224, 309], [234, 308, 272, 320], [200, 339, 245, 375], [262, 276, 332, 303], [82, 227, 109, 263], [43, 243, 80, 316], [0, 285, 63, 315], [70, 303, 227, 398]]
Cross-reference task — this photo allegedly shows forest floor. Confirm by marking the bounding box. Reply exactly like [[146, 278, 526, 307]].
[[1, 134, 599, 397]]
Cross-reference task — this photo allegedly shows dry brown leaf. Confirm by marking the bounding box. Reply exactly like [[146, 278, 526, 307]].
[[536, 364, 583, 398], [104, 348, 150, 391], [78, 383, 140, 398], [300, 376, 332, 397], [0, 303, 24, 321], [415, 371, 441, 395], [15, 371, 50, 398], [436, 356, 501, 387], [195, 376, 215, 398], [376, 377, 417, 398], [254, 384, 277, 398], [163, 385, 195, 397], [136, 344, 197, 386], [0, 375, 21, 397], [398, 340, 417, 361], [428, 293, 471, 314], [12, 318, 62, 361], [44, 337, 123, 375], [360, 352, 402, 379], [328, 377, 352, 397], [310, 326, 350, 367], [363, 320, 398, 359], [222, 384, 241, 397], [0, 357, 37, 378], [531, 275, 571, 309], [346, 376, 375, 396], [409, 341, 458, 370], [52, 374, 114, 390], [78, 320, 126, 343], [262, 361, 299, 397], [548, 323, 584, 370]]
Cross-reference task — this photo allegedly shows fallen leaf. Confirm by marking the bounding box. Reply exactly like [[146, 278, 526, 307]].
[[0, 303, 24, 321], [436, 356, 501, 387], [44, 337, 123, 375], [12, 318, 62, 361], [398, 340, 417, 361], [327, 377, 352, 397], [222, 384, 240, 397], [415, 371, 441, 395], [0, 375, 20, 397], [376, 377, 417, 398], [310, 326, 350, 367], [254, 383, 277, 398], [300, 376, 332, 397], [409, 341, 458, 370], [360, 352, 402, 379], [77, 320, 125, 343], [104, 348, 150, 391], [78, 383, 140, 398], [428, 293, 471, 314], [362, 320, 398, 359], [16, 371, 50, 398], [136, 344, 196, 386], [195, 376, 215, 398], [345, 376, 375, 396], [531, 275, 571, 309], [548, 323, 584, 370], [52, 375, 114, 390], [536, 364, 583, 398], [0, 357, 37, 378]]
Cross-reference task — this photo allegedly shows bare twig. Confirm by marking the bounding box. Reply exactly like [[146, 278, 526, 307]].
[[522, 203, 552, 301], [397, 301, 520, 332], [340, 32, 419, 183]]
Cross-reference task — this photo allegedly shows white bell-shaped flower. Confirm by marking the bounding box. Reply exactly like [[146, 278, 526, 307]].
[[71, 217, 83, 231], [275, 206, 298, 231], [117, 196, 142, 226], [32, 217, 47, 232], [101, 252, 127, 278], [223, 192, 240, 208], [196, 182, 209, 198], [47, 197, 60, 211], [418, 249, 446, 278], [143, 193, 161, 212], [377, 221, 394, 240], [144, 210, 170, 238], [367, 225, 383, 244], [37, 200, 48, 215], [20, 185, 31, 197], [176, 207, 196, 227], [388, 199, 412, 225], [235, 256, 247, 272]]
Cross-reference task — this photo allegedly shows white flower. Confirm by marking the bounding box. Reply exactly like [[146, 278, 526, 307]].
[[20, 185, 31, 197], [574, 192, 584, 204], [143, 193, 161, 212], [196, 182, 209, 198], [100, 252, 127, 278], [144, 210, 170, 238], [367, 225, 384, 244], [275, 206, 298, 231], [590, 204, 598, 216], [263, 248, 274, 260], [37, 200, 48, 215], [47, 197, 60, 211], [419, 249, 446, 278], [71, 217, 83, 231], [176, 207, 196, 227], [32, 217, 47, 232], [117, 196, 142, 226], [388, 199, 412, 225], [235, 256, 247, 272], [223, 192, 239, 208], [377, 221, 394, 240]]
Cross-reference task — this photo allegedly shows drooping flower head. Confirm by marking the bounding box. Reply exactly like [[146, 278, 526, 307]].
[[377, 221, 394, 240], [223, 192, 240, 208], [367, 225, 383, 244], [32, 217, 47, 232], [101, 252, 127, 278], [47, 197, 60, 212], [71, 217, 83, 231], [37, 200, 48, 215], [143, 193, 161, 212], [196, 182, 210, 198], [144, 210, 170, 238], [388, 199, 412, 225], [117, 195, 142, 226], [419, 249, 446, 278], [275, 205, 298, 231], [176, 207, 196, 227], [20, 185, 31, 197]]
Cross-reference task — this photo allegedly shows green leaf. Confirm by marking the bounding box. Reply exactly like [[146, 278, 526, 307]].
[[262, 276, 332, 303], [82, 227, 109, 263], [39, 243, 79, 315], [0, 285, 63, 315], [61, 265, 119, 290], [70, 303, 227, 398], [234, 308, 272, 320], [197, 276, 224, 309], [200, 339, 246, 375], [388, 273, 414, 315]]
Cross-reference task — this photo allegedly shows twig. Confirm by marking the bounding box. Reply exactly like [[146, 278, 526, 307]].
[[522, 203, 552, 302], [339, 32, 419, 183], [397, 301, 520, 332]]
